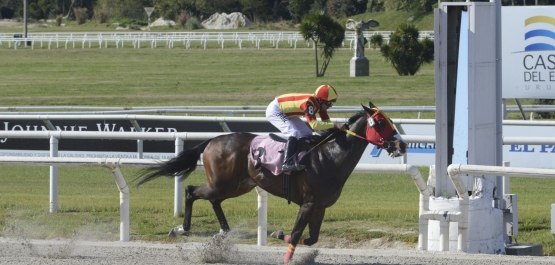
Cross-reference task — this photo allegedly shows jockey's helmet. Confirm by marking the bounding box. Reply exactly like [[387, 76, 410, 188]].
[[314, 84, 338, 103]]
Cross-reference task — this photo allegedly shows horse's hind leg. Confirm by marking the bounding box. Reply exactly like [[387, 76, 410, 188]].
[[168, 185, 199, 237], [168, 185, 233, 237], [183, 185, 199, 231]]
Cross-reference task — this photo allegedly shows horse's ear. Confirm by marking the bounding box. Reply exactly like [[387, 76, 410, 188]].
[[361, 104, 374, 114], [368, 101, 377, 108]]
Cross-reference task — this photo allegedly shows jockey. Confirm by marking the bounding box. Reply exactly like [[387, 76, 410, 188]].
[[266, 84, 344, 172]]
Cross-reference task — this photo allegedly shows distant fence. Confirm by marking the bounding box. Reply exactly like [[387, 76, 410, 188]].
[[0, 31, 434, 50]]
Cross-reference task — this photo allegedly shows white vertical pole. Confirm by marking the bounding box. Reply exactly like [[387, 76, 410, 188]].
[[49, 136, 59, 213], [418, 193, 429, 250], [502, 161, 510, 195], [439, 220, 449, 251], [109, 167, 130, 242], [137, 140, 143, 159], [255, 187, 268, 246], [174, 138, 184, 217]]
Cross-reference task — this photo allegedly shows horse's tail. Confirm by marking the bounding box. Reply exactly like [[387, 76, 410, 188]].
[[134, 139, 212, 186]]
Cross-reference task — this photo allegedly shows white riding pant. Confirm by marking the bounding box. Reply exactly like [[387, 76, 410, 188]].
[[266, 98, 313, 139]]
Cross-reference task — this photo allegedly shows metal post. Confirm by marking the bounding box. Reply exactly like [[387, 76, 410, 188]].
[[49, 136, 58, 213], [255, 187, 268, 246], [137, 140, 143, 159], [174, 138, 184, 216], [23, 0, 28, 38], [109, 166, 130, 242]]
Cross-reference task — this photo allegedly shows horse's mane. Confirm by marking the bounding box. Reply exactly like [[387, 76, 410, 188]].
[[309, 109, 365, 144]]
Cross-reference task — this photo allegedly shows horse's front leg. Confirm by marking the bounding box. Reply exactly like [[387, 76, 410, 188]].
[[299, 208, 325, 246], [283, 202, 315, 264]]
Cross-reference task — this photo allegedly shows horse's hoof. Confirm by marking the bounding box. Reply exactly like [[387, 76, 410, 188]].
[[212, 229, 227, 241], [168, 225, 185, 238], [270, 230, 284, 239], [168, 227, 177, 238]]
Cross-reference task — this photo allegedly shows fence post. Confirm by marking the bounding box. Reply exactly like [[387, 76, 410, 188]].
[[49, 135, 59, 213], [108, 166, 130, 242], [255, 187, 268, 246], [174, 138, 184, 217]]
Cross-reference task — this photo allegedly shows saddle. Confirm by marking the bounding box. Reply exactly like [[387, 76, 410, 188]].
[[249, 134, 308, 176]]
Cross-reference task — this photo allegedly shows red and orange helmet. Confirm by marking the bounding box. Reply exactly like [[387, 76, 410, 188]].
[[314, 84, 338, 103]]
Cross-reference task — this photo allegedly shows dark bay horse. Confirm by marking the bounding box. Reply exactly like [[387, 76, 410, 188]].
[[135, 102, 407, 264]]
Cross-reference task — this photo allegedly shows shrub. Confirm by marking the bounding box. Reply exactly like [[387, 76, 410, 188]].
[[370, 34, 383, 49], [94, 4, 110, 24], [184, 17, 203, 30], [74, 7, 88, 25], [55, 15, 63, 26], [380, 23, 434, 76], [176, 11, 189, 27], [532, 99, 555, 119]]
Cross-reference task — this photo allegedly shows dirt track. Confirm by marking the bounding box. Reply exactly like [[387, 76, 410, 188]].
[[2, 237, 555, 265]]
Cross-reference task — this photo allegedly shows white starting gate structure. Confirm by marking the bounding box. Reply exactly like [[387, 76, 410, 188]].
[[426, 1, 505, 253], [425, 0, 554, 255]]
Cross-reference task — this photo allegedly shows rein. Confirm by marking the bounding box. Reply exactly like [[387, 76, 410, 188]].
[[344, 129, 368, 141], [304, 127, 367, 156], [304, 130, 339, 155]]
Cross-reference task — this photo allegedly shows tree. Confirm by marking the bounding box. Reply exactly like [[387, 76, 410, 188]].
[[299, 11, 345, 77], [29, 0, 51, 19], [240, 0, 270, 21], [288, 0, 311, 22], [380, 23, 433, 76]]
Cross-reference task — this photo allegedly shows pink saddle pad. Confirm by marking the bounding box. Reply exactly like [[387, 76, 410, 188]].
[[250, 136, 309, 176]]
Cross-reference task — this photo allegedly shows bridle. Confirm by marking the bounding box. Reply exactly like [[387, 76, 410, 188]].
[[305, 111, 405, 158], [344, 128, 367, 141], [344, 112, 407, 158]]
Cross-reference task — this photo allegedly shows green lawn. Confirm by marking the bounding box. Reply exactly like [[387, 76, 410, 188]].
[[0, 43, 435, 113]]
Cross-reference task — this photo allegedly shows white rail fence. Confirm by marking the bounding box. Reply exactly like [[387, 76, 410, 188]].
[[0, 157, 156, 242], [0, 130, 432, 215], [1, 129, 554, 248], [1, 105, 553, 119], [0, 31, 434, 50], [0, 155, 428, 246]]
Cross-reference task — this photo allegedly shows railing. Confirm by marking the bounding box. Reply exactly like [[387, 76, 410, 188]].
[[420, 164, 555, 252], [0, 127, 553, 215], [0, 105, 553, 119], [0, 31, 435, 50], [0, 155, 427, 246]]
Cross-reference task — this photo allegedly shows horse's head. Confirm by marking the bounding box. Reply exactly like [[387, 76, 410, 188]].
[[358, 102, 407, 158]]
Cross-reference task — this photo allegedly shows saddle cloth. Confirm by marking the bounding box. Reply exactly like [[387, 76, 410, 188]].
[[249, 136, 307, 176]]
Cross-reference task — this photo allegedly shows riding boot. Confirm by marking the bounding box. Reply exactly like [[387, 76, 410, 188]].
[[282, 136, 305, 172], [298, 137, 310, 155]]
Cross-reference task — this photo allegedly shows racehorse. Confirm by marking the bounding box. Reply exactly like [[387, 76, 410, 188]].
[[135, 102, 407, 264]]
